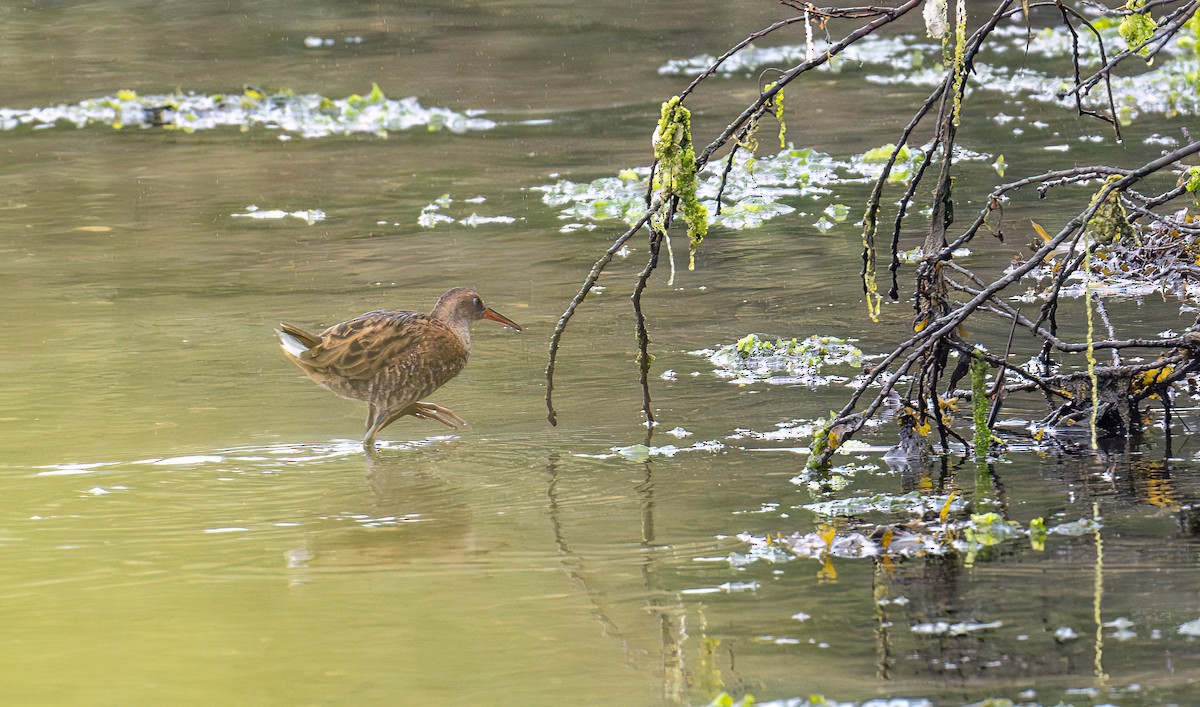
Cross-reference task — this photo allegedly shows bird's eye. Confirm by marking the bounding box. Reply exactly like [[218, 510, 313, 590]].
[[472, 296, 482, 308]]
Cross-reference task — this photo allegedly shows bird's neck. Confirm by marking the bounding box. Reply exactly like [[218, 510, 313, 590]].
[[429, 306, 472, 348]]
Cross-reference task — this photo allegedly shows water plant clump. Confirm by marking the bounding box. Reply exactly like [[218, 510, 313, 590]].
[[660, 18, 1200, 125], [737, 510, 1092, 565], [693, 334, 865, 385], [658, 35, 936, 77], [534, 141, 987, 235], [0, 84, 497, 138], [535, 147, 883, 232]]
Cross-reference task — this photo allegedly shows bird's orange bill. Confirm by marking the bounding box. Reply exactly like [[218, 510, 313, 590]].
[[483, 308, 522, 331]]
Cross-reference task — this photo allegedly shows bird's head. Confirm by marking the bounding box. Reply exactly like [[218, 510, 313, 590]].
[[433, 288, 522, 332]]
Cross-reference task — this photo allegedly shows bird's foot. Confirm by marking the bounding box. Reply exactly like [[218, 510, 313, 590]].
[[411, 401, 467, 430]]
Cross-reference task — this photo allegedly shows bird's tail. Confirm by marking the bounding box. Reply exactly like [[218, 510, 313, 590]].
[[277, 322, 321, 358]]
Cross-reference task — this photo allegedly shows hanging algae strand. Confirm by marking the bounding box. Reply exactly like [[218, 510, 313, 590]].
[[1084, 236, 1100, 450], [950, 0, 968, 126], [764, 81, 787, 148], [653, 97, 708, 270], [970, 351, 990, 460], [859, 212, 883, 323]]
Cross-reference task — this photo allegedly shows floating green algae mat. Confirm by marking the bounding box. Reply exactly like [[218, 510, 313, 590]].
[[0, 84, 496, 138]]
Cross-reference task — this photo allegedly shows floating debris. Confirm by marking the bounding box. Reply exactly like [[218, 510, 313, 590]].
[[417, 194, 519, 228], [1103, 617, 1135, 630], [911, 620, 1002, 636], [138, 455, 226, 467], [658, 35, 935, 77], [790, 462, 876, 493], [1054, 626, 1080, 643], [303, 36, 363, 48], [0, 84, 496, 138], [34, 462, 117, 477], [1013, 207, 1200, 307], [232, 205, 325, 224], [897, 246, 970, 264], [458, 214, 516, 227], [1178, 618, 1200, 637], [578, 440, 726, 461], [1046, 517, 1103, 536], [804, 491, 965, 518], [681, 581, 760, 595], [417, 209, 456, 228]]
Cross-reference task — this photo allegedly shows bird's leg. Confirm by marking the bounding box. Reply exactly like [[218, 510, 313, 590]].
[[363, 405, 397, 448], [361, 404, 380, 449], [362, 402, 467, 447], [409, 401, 467, 429]]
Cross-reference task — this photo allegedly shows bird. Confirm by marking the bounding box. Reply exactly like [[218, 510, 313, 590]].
[[277, 287, 521, 447]]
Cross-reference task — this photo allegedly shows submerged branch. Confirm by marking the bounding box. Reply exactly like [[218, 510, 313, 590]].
[[814, 141, 1200, 466], [546, 210, 657, 425], [548, 0, 1200, 458]]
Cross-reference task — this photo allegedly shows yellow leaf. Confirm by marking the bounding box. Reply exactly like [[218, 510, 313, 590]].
[[939, 490, 959, 524], [914, 319, 928, 333], [1031, 220, 1052, 242], [72, 226, 113, 233], [817, 524, 836, 549], [1140, 364, 1173, 386]]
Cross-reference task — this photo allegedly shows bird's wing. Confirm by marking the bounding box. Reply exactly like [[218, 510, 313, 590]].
[[302, 311, 467, 392]]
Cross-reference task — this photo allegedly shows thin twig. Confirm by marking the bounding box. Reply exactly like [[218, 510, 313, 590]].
[[632, 226, 665, 423]]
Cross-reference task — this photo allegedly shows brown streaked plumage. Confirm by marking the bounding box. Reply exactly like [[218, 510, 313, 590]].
[[277, 287, 521, 446]]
